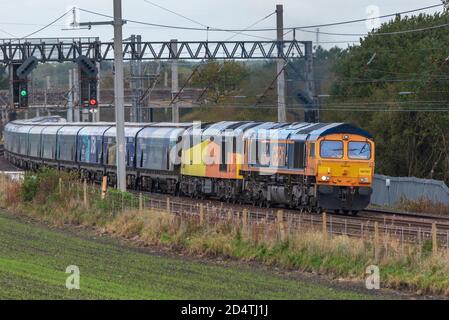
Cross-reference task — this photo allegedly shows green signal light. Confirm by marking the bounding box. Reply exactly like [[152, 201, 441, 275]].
[[20, 90, 28, 97]]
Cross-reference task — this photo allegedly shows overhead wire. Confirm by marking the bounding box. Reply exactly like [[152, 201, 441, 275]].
[[79, 7, 273, 40], [20, 9, 73, 39], [296, 21, 449, 37], [78, 3, 444, 33], [142, 1, 276, 41], [143, 0, 209, 28], [224, 12, 276, 41], [0, 27, 18, 38]]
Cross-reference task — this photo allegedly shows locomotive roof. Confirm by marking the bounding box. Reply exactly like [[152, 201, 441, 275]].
[[307, 123, 373, 139], [7, 118, 373, 140]]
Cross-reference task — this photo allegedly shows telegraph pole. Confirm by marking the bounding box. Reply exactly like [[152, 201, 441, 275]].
[[136, 35, 143, 122], [171, 39, 179, 123], [130, 34, 137, 122], [95, 60, 101, 122], [276, 4, 286, 122], [129, 34, 143, 122], [67, 69, 73, 122], [114, 0, 127, 191], [73, 68, 80, 122], [304, 41, 318, 122], [44, 76, 50, 110]]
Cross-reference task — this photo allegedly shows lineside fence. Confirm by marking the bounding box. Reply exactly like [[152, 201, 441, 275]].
[[372, 174, 449, 206], [1, 173, 447, 254], [72, 178, 449, 252]]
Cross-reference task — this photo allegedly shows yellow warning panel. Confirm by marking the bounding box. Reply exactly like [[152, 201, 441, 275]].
[[359, 168, 372, 176]]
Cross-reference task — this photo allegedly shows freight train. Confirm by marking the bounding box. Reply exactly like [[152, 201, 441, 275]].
[[3, 116, 375, 214]]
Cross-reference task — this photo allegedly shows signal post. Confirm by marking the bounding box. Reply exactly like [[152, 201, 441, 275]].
[[8, 56, 39, 121], [75, 55, 99, 122]]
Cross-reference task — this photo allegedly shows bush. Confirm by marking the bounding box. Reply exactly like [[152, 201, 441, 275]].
[[21, 173, 39, 202], [20, 168, 77, 204]]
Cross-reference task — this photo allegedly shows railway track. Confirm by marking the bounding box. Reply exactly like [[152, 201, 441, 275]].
[[363, 207, 449, 221], [137, 189, 449, 223]]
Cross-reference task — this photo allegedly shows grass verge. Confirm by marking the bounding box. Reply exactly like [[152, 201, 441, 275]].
[[1, 169, 448, 297], [0, 211, 380, 299]]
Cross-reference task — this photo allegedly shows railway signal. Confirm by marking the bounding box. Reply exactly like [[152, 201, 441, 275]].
[[76, 55, 99, 109], [16, 56, 39, 79], [10, 57, 38, 109], [89, 98, 97, 106], [18, 81, 28, 108], [75, 55, 98, 78]]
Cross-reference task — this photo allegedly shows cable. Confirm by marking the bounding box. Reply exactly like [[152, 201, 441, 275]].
[[0, 22, 66, 27], [172, 103, 449, 112], [78, 7, 271, 40], [296, 21, 449, 37], [142, 1, 276, 41], [294, 3, 444, 30], [79, 3, 444, 32], [20, 9, 72, 39], [0, 28, 17, 38], [143, 0, 208, 28], [143, 0, 276, 41], [225, 12, 276, 41]]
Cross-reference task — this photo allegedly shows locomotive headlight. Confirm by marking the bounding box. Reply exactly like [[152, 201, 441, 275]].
[[321, 175, 331, 182], [360, 177, 369, 183]]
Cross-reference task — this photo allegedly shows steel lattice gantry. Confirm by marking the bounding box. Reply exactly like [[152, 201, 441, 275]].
[[0, 39, 307, 63]]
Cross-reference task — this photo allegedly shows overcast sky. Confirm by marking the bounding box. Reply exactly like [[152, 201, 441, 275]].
[[0, 0, 444, 48]]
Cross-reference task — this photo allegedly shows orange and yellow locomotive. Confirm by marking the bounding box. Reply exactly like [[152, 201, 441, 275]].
[[180, 122, 374, 213]]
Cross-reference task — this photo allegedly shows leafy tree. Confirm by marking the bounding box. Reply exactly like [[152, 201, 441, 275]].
[[327, 10, 449, 182], [191, 61, 249, 103]]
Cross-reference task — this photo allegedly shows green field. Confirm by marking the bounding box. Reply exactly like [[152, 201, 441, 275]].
[[0, 211, 384, 300]]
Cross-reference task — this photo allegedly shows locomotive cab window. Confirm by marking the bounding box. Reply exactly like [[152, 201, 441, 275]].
[[348, 141, 371, 160], [320, 140, 343, 159], [309, 143, 315, 158]]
